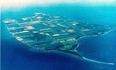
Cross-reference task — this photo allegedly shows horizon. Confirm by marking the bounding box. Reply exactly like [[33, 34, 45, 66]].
[[1, 0, 116, 8]]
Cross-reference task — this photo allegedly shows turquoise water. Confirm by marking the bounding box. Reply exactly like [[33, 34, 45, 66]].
[[1, 4, 116, 70]]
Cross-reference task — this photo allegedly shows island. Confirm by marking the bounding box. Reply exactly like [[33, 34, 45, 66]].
[[3, 13, 115, 65]]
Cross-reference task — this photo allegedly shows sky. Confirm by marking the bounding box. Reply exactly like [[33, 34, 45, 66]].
[[0, 0, 116, 8]]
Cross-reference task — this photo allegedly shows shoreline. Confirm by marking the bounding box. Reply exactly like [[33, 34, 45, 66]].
[[76, 26, 116, 44]]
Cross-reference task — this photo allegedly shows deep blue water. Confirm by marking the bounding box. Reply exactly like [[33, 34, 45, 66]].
[[1, 4, 116, 70]]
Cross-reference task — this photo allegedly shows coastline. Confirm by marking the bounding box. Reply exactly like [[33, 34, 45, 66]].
[[76, 26, 116, 43]]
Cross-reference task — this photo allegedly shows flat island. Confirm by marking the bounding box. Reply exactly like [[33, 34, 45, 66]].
[[3, 13, 115, 59]]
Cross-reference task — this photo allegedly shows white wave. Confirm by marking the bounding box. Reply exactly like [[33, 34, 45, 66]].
[[82, 57, 114, 65]]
